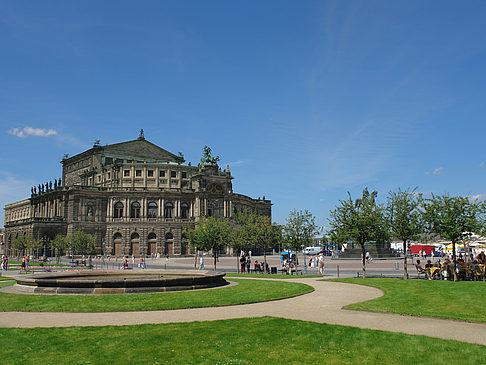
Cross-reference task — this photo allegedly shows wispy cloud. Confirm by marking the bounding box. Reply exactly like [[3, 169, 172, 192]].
[[228, 160, 248, 167], [425, 167, 444, 175], [469, 193, 486, 202], [8, 126, 57, 138], [479, 162, 485, 168], [319, 198, 325, 202]]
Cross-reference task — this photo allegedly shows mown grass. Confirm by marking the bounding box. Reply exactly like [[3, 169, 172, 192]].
[[0, 317, 484, 364], [0, 278, 312, 312], [332, 278, 486, 323], [226, 273, 321, 279]]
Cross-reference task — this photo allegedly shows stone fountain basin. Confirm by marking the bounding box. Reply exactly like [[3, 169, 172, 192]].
[[10, 270, 227, 294]]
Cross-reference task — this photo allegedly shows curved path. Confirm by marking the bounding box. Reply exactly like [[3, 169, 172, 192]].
[[1, 278, 486, 346]]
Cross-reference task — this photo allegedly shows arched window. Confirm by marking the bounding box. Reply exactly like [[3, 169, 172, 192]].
[[130, 202, 141, 218], [147, 202, 158, 218], [164, 202, 173, 218], [181, 203, 189, 219], [165, 232, 173, 240], [114, 202, 124, 218], [208, 200, 224, 218], [131, 232, 140, 241], [148, 232, 156, 240], [113, 232, 122, 242]]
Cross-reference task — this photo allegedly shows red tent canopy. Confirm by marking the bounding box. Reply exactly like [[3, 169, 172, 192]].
[[410, 245, 435, 254]]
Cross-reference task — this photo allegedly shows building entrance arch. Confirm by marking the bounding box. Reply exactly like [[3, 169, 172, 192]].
[[130, 232, 140, 256]]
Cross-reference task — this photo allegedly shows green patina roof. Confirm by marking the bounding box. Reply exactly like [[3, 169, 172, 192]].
[[102, 139, 184, 163], [63, 136, 185, 164]]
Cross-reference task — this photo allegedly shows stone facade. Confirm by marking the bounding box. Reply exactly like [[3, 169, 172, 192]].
[[3, 132, 271, 257]]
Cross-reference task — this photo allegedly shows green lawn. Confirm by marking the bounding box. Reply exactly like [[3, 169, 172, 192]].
[[332, 278, 486, 323], [0, 317, 484, 364], [226, 273, 321, 279], [0, 278, 312, 312]]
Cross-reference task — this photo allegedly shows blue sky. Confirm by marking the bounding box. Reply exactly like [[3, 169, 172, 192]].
[[1, 0, 486, 229]]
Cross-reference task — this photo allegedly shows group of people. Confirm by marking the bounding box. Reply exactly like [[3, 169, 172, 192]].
[[415, 250, 486, 280], [1, 255, 9, 271], [20, 256, 30, 271], [307, 253, 325, 275], [239, 252, 251, 273], [121, 255, 146, 269]]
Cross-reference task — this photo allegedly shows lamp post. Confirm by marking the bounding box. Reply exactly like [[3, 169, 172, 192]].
[[102, 240, 106, 268]]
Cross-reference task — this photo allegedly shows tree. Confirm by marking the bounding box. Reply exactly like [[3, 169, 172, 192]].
[[328, 188, 387, 278], [422, 194, 485, 281], [283, 209, 319, 268], [50, 234, 69, 263], [68, 231, 95, 256], [186, 217, 233, 270], [386, 188, 423, 279], [234, 212, 282, 272], [13, 235, 41, 259]]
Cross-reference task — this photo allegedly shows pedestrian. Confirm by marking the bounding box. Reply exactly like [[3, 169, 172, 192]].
[[240, 255, 246, 273], [139, 257, 144, 268], [246, 256, 251, 273], [199, 255, 204, 270], [318, 253, 325, 276], [21, 256, 26, 272], [365, 251, 372, 263]]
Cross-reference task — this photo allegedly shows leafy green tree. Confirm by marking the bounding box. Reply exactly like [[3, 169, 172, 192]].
[[234, 212, 282, 271], [13, 235, 42, 258], [186, 217, 233, 270], [50, 234, 69, 263], [386, 188, 423, 279], [13, 235, 31, 258], [328, 188, 387, 278], [68, 231, 96, 256], [422, 194, 485, 281], [283, 209, 319, 268]]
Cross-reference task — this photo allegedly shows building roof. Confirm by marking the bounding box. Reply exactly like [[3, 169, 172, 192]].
[[102, 138, 184, 163], [62, 131, 185, 164]]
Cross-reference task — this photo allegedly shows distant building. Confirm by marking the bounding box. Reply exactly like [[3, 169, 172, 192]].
[[3, 131, 271, 257]]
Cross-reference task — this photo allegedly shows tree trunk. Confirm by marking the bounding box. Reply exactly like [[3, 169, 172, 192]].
[[361, 243, 366, 279], [194, 251, 198, 270], [263, 246, 267, 274], [452, 240, 458, 282], [213, 251, 217, 270], [403, 240, 408, 280]]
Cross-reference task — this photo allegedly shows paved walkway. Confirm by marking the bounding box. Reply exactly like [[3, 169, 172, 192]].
[[1, 278, 485, 346]]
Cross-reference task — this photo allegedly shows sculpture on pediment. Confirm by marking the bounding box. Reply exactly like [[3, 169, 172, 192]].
[[200, 146, 220, 165]]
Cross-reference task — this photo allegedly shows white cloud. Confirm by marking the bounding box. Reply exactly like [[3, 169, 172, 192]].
[[319, 198, 325, 202], [227, 160, 248, 167], [425, 167, 444, 175], [8, 126, 58, 138], [469, 194, 486, 202], [479, 162, 485, 168]]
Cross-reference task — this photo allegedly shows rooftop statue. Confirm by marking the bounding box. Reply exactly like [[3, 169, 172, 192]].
[[200, 146, 220, 165]]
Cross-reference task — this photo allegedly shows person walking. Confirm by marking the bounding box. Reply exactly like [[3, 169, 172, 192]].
[[199, 255, 204, 270], [318, 253, 325, 276], [240, 255, 246, 273]]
